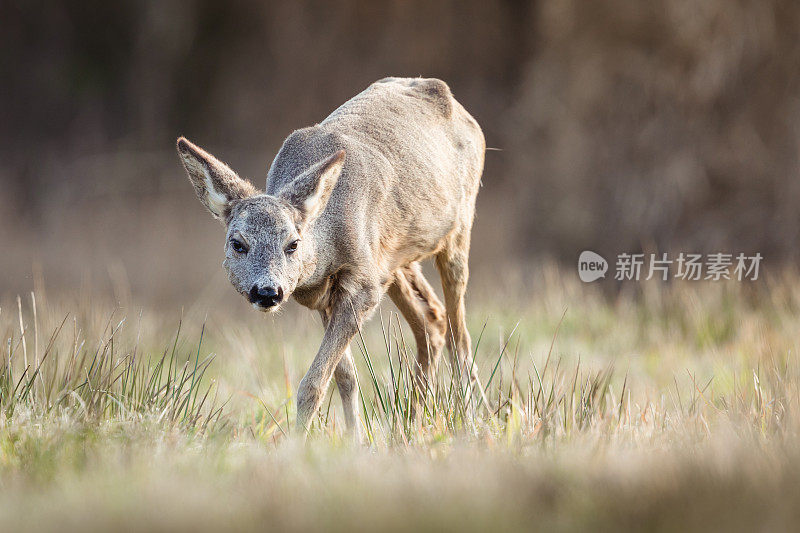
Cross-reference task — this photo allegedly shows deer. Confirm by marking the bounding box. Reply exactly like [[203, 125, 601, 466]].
[[176, 77, 485, 440]]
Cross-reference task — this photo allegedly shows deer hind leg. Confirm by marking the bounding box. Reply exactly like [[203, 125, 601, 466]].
[[387, 262, 447, 389], [435, 230, 478, 384]]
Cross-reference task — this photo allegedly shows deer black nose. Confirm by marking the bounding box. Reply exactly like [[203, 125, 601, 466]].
[[249, 284, 283, 307]]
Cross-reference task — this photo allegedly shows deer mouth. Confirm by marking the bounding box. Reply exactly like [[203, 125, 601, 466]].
[[252, 301, 281, 313]]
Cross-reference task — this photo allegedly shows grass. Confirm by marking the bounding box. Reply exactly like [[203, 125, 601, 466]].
[[1, 266, 799, 531]]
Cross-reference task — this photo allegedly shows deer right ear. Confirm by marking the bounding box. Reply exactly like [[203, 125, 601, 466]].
[[176, 137, 258, 221]]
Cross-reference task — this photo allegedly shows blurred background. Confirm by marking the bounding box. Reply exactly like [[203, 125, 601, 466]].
[[2, 0, 799, 306]]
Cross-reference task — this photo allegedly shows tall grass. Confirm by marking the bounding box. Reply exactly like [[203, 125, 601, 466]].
[[1, 298, 225, 431], [4, 280, 795, 451]]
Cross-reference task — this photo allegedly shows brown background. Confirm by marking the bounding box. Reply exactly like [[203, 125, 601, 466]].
[[2, 0, 799, 304]]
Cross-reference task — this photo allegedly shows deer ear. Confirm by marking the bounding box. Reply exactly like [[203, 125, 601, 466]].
[[176, 137, 258, 220], [278, 150, 345, 229]]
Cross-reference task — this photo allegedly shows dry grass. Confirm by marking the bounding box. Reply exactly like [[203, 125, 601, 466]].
[[1, 267, 799, 531]]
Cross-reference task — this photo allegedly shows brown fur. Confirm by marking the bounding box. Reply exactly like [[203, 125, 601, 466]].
[[177, 78, 485, 439]]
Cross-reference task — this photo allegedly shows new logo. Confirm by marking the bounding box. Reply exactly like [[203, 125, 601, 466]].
[[578, 251, 608, 282]]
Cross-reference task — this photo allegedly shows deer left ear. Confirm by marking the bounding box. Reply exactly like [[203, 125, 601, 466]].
[[278, 150, 345, 229]]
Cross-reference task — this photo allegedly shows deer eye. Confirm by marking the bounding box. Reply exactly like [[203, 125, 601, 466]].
[[230, 238, 248, 254], [285, 239, 299, 255]]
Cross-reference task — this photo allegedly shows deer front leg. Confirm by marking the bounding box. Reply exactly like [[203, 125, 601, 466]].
[[297, 284, 379, 435], [319, 310, 363, 441], [334, 347, 361, 440]]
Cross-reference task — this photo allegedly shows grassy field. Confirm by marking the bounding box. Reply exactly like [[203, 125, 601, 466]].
[[1, 266, 799, 531]]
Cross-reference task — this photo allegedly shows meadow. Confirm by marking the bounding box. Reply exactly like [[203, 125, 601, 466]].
[[1, 265, 799, 531]]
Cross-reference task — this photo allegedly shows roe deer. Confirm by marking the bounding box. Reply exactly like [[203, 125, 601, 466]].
[[177, 77, 485, 439]]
